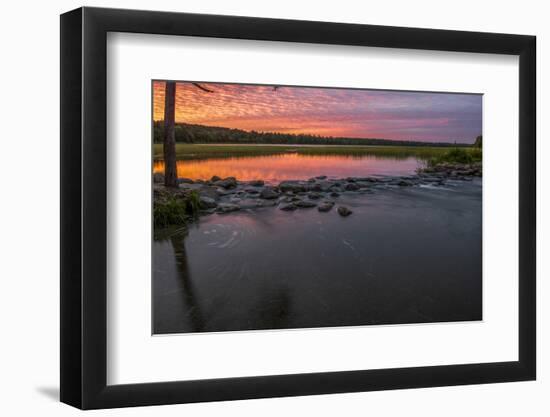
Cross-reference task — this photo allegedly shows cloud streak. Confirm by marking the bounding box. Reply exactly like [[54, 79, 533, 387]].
[[153, 81, 482, 143]]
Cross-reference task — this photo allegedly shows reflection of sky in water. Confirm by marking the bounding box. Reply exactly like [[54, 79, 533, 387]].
[[153, 153, 422, 183]]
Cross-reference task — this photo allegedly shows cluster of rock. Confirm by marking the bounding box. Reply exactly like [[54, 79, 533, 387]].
[[153, 163, 480, 218], [419, 162, 482, 178]]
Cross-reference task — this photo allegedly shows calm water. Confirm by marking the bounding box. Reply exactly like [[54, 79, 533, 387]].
[[153, 179, 482, 334], [153, 153, 422, 183]]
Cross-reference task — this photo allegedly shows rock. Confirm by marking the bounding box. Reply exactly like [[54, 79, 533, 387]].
[[307, 178, 316, 183], [398, 180, 413, 186], [294, 200, 317, 208], [260, 187, 279, 199], [337, 206, 353, 217], [308, 192, 322, 200], [244, 187, 260, 194], [330, 191, 340, 198], [153, 173, 164, 183], [318, 201, 335, 212], [199, 196, 217, 209], [308, 183, 323, 192], [177, 177, 194, 184], [315, 175, 327, 180], [249, 180, 265, 187], [198, 185, 220, 200], [279, 181, 306, 193], [344, 182, 360, 191], [279, 202, 297, 211], [256, 199, 277, 207], [216, 203, 240, 213], [211, 175, 221, 182], [213, 177, 237, 189]]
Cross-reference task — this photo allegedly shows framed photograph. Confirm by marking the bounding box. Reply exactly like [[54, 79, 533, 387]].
[[60, 7, 536, 409]]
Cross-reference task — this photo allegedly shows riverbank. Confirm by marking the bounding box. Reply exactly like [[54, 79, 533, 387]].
[[153, 143, 480, 161]]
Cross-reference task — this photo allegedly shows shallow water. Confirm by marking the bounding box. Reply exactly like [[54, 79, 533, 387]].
[[153, 153, 422, 184], [153, 179, 482, 334]]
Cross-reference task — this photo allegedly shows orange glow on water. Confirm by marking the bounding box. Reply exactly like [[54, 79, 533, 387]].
[[153, 154, 420, 183]]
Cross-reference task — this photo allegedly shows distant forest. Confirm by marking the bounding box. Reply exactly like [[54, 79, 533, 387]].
[[152, 121, 476, 147]]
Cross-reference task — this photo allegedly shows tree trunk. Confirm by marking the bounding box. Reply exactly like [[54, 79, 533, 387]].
[[163, 81, 178, 187]]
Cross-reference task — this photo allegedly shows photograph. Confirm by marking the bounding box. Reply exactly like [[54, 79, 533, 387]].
[[152, 81, 483, 335]]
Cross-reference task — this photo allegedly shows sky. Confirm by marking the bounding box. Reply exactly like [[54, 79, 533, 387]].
[[153, 81, 482, 143]]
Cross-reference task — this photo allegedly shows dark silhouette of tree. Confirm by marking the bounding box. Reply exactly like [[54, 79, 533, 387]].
[[163, 82, 215, 187], [163, 81, 177, 187]]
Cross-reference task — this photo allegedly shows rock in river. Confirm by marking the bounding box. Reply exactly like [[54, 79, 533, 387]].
[[337, 206, 353, 217], [279, 181, 306, 193], [279, 202, 297, 211], [177, 177, 194, 184], [199, 196, 217, 209], [153, 172, 164, 183], [216, 203, 241, 213], [344, 182, 360, 191], [260, 187, 279, 199], [294, 199, 317, 208], [318, 201, 335, 212], [213, 177, 237, 189]]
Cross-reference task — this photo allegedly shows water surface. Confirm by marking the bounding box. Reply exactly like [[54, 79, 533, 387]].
[[153, 180, 482, 334], [153, 153, 422, 183]]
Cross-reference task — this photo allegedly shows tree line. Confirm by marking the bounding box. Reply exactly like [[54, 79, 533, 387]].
[[153, 120, 475, 148]]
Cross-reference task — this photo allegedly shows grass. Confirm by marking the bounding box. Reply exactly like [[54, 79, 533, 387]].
[[153, 143, 480, 161], [427, 147, 482, 167], [153, 190, 201, 227]]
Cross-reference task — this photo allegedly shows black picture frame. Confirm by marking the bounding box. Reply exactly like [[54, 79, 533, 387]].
[[60, 6, 536, 410]]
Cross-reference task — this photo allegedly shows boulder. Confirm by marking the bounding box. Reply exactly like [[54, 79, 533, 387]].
[[344, 182, 360, 191], [294, 200, 317, 208], [315, 175, 327, 180], [279, 202, 297, 211], [248, 179, 265, 187], [213, 177, 237, 189], [216, 203, 240, 213], [210, 175, 222, 182], [199, 196, 217, 209], [330, 191, 340, 198], [318, 201, 335, 212], [260, 187, 279, 199], [177, 177, 194, 184], [153, 172, 164, 183], [337, 206, 353, 217], [279, 181, 306, 193], [308, 192, 322, 200]]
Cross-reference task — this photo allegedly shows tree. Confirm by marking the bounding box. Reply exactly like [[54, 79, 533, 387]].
[[163, 81, 178, 187], [163, 82, 215, 187], [474, 135, 482, 148]]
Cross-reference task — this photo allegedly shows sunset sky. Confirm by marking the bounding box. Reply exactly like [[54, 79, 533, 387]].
[[153, 81, 482, 143]]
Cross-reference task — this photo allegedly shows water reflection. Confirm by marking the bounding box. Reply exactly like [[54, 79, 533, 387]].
[[153, 181, 482, 334], [153, 153, 422, 183], [169, 231, 205, 332]]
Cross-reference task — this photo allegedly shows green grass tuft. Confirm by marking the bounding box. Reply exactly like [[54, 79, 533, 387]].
[[154, 190, 201, 227], [427, 147, 482, 167]]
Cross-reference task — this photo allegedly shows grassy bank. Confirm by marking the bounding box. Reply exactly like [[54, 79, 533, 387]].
[[153, 143, 480, 161], [427, 147, 482, 167]]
